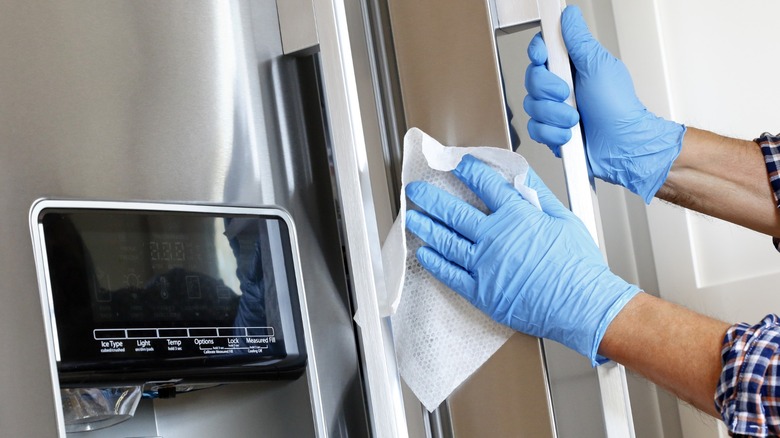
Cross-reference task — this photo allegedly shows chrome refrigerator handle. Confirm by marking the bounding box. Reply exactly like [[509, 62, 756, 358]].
[[311, 0, 409, 436], [537, 1, 637, 437]]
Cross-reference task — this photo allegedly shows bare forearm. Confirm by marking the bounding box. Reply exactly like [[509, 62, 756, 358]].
[[598, 293, 729, 418], [656, 127, 780, 236]]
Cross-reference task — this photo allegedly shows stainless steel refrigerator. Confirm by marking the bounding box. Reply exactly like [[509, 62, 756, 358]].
[[0, 0, 638, 436]]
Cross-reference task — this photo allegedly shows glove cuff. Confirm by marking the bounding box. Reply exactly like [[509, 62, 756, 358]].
[[639, 122, 687, 203], [588, 279, 642, 366]]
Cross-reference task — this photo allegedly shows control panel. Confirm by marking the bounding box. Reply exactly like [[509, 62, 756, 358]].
[[30, 200, 307, 384]]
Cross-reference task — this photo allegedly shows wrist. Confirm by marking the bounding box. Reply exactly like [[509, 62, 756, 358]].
[[657, 127, 780, 236], [555, 267, 641, 365], [588, 275, 642, 366], [635, 119, 686, 203], [598, 293, 728, 417]]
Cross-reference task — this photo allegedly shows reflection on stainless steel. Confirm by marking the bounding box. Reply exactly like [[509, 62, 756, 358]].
[[61, 386, 142, 433]]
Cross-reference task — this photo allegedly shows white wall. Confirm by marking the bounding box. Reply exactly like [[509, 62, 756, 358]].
[[653, 0, 780, 292], [610, 0, 780, 436]]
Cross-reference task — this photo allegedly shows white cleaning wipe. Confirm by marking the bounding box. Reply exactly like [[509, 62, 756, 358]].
[[381, 127, 540, 411]]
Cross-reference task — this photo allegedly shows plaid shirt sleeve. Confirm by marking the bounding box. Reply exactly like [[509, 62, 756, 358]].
[[716, 315, 780, 437], [755, 133, 780, 252], [712, 136, 780, 436]]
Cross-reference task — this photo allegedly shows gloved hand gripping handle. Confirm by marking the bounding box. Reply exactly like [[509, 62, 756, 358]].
[[538, 1, 601, 245]]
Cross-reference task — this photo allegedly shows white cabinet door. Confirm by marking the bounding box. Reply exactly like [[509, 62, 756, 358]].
[[611, 0, 780, 436]]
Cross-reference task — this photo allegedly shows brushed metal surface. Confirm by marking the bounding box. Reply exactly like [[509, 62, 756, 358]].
[[0, 1, 366, 436], [386, 0, 511, 149], [494, 0, 540, 31], [277, 0, 319, 54], [448, 334, 555, 437], [385, 0, 556, 436]]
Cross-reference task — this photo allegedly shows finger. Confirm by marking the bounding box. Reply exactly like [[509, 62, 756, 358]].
[[451, 155, 521, 213], [406, 210, 474, 269], [561, 5, 614, 74], [405, 181, 485, 241], [524, 167, 570, 218], [527, 32, 547, 66], [522, 95, 579, 129], [527, 119, 570, 154], [525, 63, 570, 102], [416, 246, 477, 304]]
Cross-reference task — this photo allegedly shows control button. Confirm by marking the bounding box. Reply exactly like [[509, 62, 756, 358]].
[[127, 329, 157, 339], [94, 329, 126, 340], [158, 328, 188, 338], [219, 327, 246, 337], [188, 328, 217, 337], [246, 327, 274, 337]]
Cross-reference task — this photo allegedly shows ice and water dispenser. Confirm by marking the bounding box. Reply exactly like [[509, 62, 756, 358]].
[[30, 201, 310, 433]]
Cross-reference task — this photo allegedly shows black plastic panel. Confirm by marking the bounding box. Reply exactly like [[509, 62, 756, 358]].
[[39, 207, 306, 384]]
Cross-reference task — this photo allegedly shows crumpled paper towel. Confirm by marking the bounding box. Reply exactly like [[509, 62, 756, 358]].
[[381, 127, 540, 411]]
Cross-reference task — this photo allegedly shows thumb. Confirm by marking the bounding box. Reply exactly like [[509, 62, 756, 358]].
[[560, 6, 612, 75], [527, 32, 547, 66]]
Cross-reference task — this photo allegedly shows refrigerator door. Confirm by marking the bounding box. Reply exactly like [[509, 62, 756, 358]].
[[376, 0, 637, 436]]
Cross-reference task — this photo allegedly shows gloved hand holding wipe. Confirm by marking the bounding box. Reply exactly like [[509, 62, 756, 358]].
[[524, 6, 686, 203], [405, 155, 640, 365]]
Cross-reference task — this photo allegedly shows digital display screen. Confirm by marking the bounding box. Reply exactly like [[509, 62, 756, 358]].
[[39, 207, 305, 377]]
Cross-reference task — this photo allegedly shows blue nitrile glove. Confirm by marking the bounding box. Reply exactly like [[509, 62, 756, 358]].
[[405, 154, 641, 365], [523, 5, 686, 203]]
